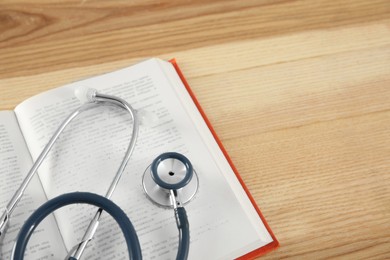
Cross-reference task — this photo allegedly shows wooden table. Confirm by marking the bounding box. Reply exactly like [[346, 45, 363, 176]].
[[1, 1, 389, 259]]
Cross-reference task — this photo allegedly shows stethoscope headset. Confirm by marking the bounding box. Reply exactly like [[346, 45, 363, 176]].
[[0, 87, 199, 260]]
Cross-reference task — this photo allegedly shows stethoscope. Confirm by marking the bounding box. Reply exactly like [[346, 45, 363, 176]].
[[0, 87, 199, 260]]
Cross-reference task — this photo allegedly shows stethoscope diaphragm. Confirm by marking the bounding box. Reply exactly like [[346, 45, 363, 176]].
[[142, 152, 199, 208]]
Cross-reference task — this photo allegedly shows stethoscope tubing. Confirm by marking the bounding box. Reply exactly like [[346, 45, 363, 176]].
[[11, 192, 142, 260], [175, 207, 190, 260]]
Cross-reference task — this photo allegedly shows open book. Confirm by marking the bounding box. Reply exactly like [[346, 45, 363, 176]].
[[0, 58, 278, 259]]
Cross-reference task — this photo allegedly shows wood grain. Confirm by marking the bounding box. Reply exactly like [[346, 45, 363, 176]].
[[1, 0, 389, 259]]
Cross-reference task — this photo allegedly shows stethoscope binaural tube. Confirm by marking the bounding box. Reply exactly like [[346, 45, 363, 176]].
[[69, 91, 140, 259], [11, 192, 142, 260]]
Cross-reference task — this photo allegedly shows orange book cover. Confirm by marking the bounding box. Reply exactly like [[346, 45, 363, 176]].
[[169, 59, 279, 259]]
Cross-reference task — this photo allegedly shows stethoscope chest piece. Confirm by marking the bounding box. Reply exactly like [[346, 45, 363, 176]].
[[142, 152, 199, 207]]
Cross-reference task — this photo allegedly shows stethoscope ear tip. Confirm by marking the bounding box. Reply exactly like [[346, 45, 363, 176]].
[[137, 109, 159, 127], [74, 86, 97, 103]]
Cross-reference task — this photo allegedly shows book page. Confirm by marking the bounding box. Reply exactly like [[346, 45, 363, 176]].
[[14, 58, 273, 259], [0, 111, 67, 259]]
